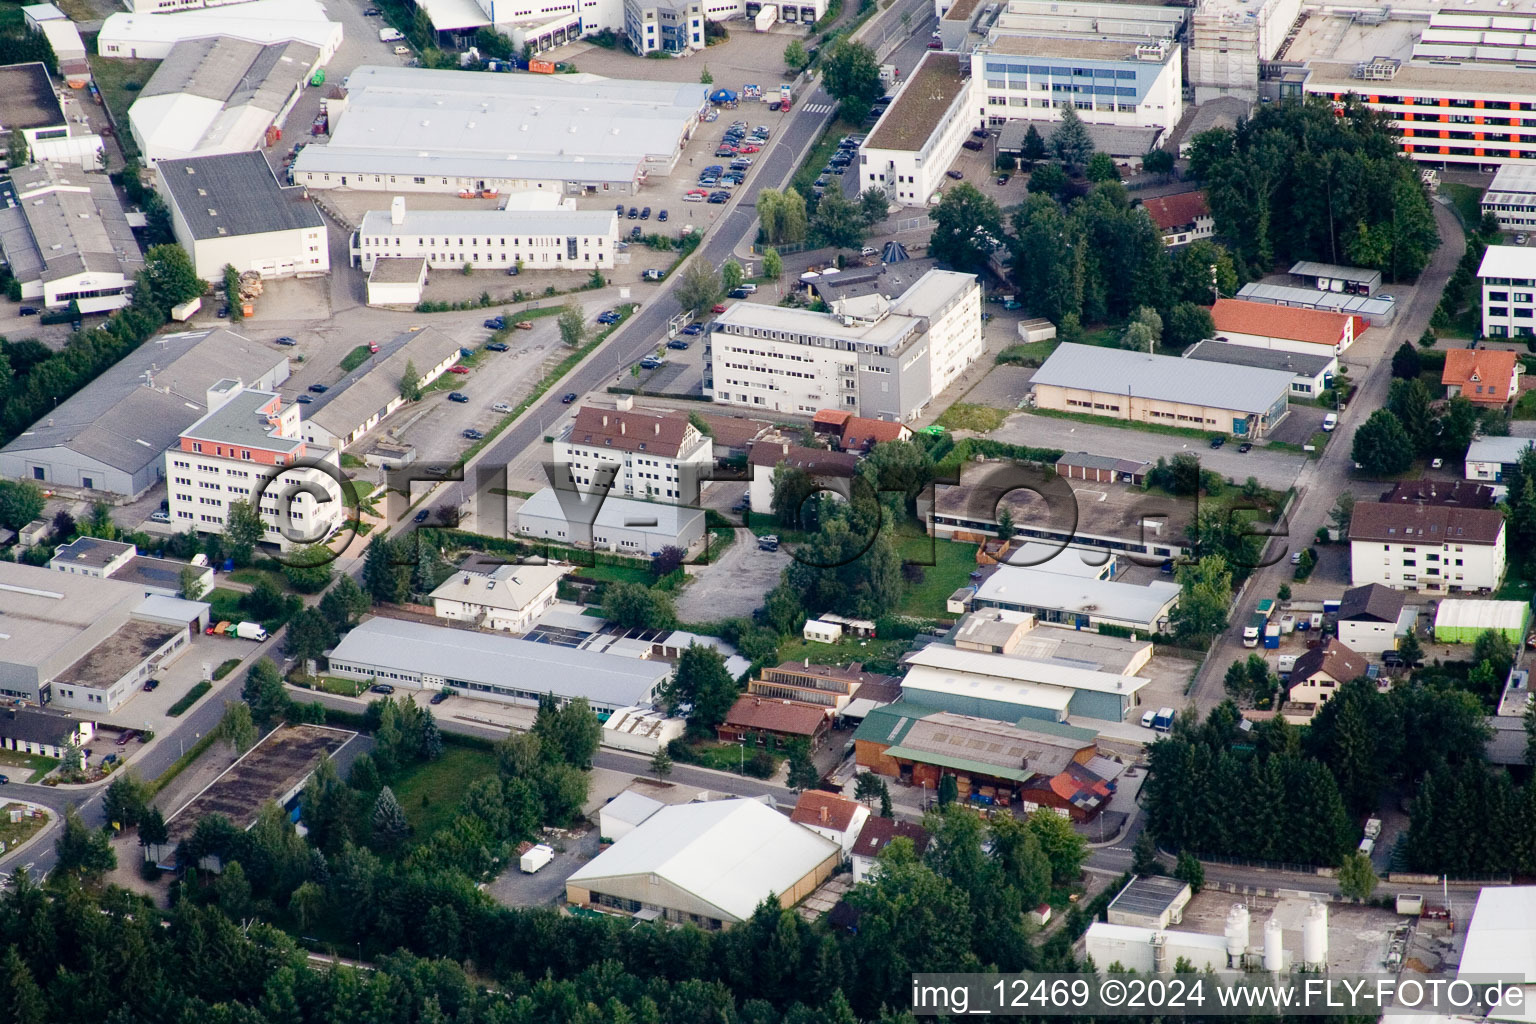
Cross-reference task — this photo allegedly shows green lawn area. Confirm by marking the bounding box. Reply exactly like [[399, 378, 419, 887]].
[[791, 117, 861, 194], [894, 536, 978, 619], [1515, 389, 1536, 420], [86, 56, 161, 161], [775, 634, 913, 672], [212, 658, 242, 680], [0, 802, 48, 850], [937, 403, 1008, 433], [997, 339, 1060, 366], [340, 345, 375, 372], [685, 741, 781, 776], [227, 567, 288, 590], [1442, 183, 1486, 232], [573, 563, 653, 585], [0, 750, 59, 783], [207, 587, 245, 623], [390, 745, 498, 842], [314, 675, 368, 696]]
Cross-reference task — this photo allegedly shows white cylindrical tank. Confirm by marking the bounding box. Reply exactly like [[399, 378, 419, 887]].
[[1304, 903, 1328, 969], [1225, 904, 1251, 966], [1263, 917, 1284, 972]]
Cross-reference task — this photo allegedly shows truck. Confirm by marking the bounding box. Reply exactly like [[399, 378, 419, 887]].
[[378, 26, 404, 41], [1151, 707, 1176, 733], [235, 621, 268, 642], [1363, 817, 1382, 840], [1243, 613, 1265, 647], [1263, 622, 1281, 649], [520, 844, 554, 873], [170, 297, 201, 322], [754, 4, 776, 29]]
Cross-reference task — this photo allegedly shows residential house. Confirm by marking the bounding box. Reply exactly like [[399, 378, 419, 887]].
[[1209, 298, 1363, 356], [808, 411, 913, 453], [1382, 479, 1497, 509], [428, 563, 568, 633], [718, 696, 831, 747], [1336, 583, 1407, 657], [1140, 191, 1213, 247], [1348, 501, 1507, 592], [849, 816, 930, 883], [1287, 637, 1370, 708], [0, 706, 94, 759], [747, 441, 858, 515], [1442, 348, 1519, 406], [789, 790, 869, 857], [555, 401, 714, 504]]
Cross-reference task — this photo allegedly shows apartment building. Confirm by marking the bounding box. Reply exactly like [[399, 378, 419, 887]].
[[973, 35, 1183, 132], [1348, 501, 1507, 593], [352, 197, 617, 274], [554, 402, 713, 504], [1478, 244, 1536, 338], [166, 380, 345, 551], [745, 661, 897, 713], [859, 53, 973, 208], [707, 269, 982, 421], [624, 0, 704, 53]]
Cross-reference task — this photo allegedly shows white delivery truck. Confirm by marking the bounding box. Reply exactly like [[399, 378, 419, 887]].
[[379, 26, 404, 41], [235, 622, 269, 642], [171, 297, 201, 321], [520, 844, 554, 873]]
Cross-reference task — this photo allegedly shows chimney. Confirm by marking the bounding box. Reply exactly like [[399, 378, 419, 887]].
[[782, 443, 790, 455], [620, 421, 626, 435], [818, 805, 829, 824], [391, 196, 406, 225]]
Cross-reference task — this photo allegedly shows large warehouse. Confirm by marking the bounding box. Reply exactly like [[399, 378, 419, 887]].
[[0, 328, 289, 498], [899, 642, 1151, 724], [97, 0, 343, 61], [290, 66, 709, 197], [326, 616, 672, 716], [1029, 343, 1294, 439], [566, 798, 841, 929]]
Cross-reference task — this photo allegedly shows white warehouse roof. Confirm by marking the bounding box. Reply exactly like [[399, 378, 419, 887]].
[[901, 665, 1074, 713], [568, 798, 841, 923], [975, 565, 1180, 626], [1467, 436, 1536, 465], [1032, 343, 1296, 414], [359, 205, 618, 239], [903, 643, 1150, 697], [98, 0, 342, 60], [1433, 600, 1530, 635], [518, 487, 705, 538], [1460, 886, 1536, 983]]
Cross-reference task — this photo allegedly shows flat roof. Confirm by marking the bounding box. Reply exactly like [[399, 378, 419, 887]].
[[1289, 260, 1381, 283], [901, 664, 1075, 711], [974, 565, 1181, 623], [329, 615, 671, 706], [996, 118, 1161, 158], [1460, 886, 1536, 981], [1234, 282, 1398, 319], [53, 619, 178, 689], [1305, 58, 1536, 96], [904, 643, 1150, 696], [0, 563, 144, 670], [158, 150, 324, 241], [864, 53, 967, 153], [183, 387, 302, 452], [1003, 541, 1116, 577], [1108, 875, 1191, 916], [304, 326, 462, 437], [1032, 342, 1296, 414], [359, 205, 617, 239], [0, 62, 64, 131], [986, 34, 1154, 58], [1467, 436, 1536, 463], [369, 257, 427, 284], [1479, 244, 1536, 278], [936, 467, 1197, 549], [51, 537, 134, 570], [1488, 161, 1536, 196], [1184, 339, 1336, 377], [518, 487, 705, 538], [112, 555, 200, 593]]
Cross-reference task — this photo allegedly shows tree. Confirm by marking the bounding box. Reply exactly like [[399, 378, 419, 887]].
[[137, 243, 202, 313], [223, 499, 263, 566], [929, 184, 1003, 274], [721, 259, 745, 293], [1051, 106, 1093, 172], [288, 881, 327, 930], [400, 359, 422, 402], [1174, 849, 1205, 893], [1143, 147, 1175, 181], [821, 40, 883, 121], [1025, 807, 1087, 884], [320, 574, 369, 631], [1337, 850, 1378, 901], [700, 65, 713, 85], [1473, 629, 1517, 680], [1132, 830, 1161, 875], [62, 736, 83, 773], [1398, 630, 1423, 668], [650, 747, 673, 779], [103, 771, 150, 830], [651, 545, 686, 580], [178, 564, 208, 601], [282, 544, 333, 594], [285, 607, 337, 666], [811, 187, 867, 250], [1165, 302, 1215, 350], [1172, 555, 1232, 639], [55, 805, 116, 879], [602, 580, 678, 630], [1121, 305, 1162, 351], [0, 480, 44, 531], [762, 247, 783, 281], [6, 128, 28, 169], [664, 644, 739, 731], [937, 773, 958, 807], [533, 694, 601, 768], [1019, 125, 1047, 168], [1391, 341, 1423, 380], [218, 701, 258, 755], [557, 302, 585, 348], [243, 656, 289, 724], [996, 504, 1014, 540], [362, 536, 406, 604], [1027, 162, 1068, 198], [784, 39, 809, 71], [1387, 378, 1438, 455], [138, 805, 168, 850], [1329, 491, 1356, 537], [1352, 409, 1414, 477], [859, 187, 889, 227], [1086, 151, 1119, 183], [786, 740, 820, 791], [371, 786, 410, 851], [675, 259, 724, 316], [757, 189, 808, 246]]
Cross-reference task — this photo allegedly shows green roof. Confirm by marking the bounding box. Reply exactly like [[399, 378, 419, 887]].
[[854, 699, 1100, 748], [1009, 716, 1099, 743], [880, 745, 1034, 782]]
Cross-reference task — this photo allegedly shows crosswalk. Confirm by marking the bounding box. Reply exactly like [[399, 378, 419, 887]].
[[801, 103, 835, 115]]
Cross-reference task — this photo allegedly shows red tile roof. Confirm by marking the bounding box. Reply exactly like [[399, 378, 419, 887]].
[[568, 406, 694, 458], [1210, 298, 1360, 347], [1141, 190, 1210, 233], [791, 790, 865, 832], [748, 441, 858, 476], [1442, 348, 1518, 404], [813, 409, 852, 427], [850, 817, 931, 859], [723, 696, 827, 736], [840, 416, 910, 450]]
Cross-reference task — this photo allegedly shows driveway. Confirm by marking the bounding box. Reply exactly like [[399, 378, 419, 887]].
[[485, 827, 600, 908], [673, 528, 789, 622]]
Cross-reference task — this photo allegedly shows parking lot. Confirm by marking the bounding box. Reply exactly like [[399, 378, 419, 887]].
[[673, 528, 791, 621], [484, 827, 600, 908]]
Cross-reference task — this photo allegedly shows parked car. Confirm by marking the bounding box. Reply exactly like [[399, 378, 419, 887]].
[[971, 128, 990, 139], [308, 383, 329, 393], [639, 206, 651, 220], [1520, 234, 1529, 245], [448, 365, 469, 374], [493, 401, 513, 412], [658, 209, 668, 222], [296, 394, 313, 404], [371, 683, 395, 694], [712, 303, 727, 313], [363, 6, 381, 12], [414, 509, 430, 523], [615, 202, 626, 215], [215, 306, 229, 318], [149, 510, 172, 523], [1238, 442, 1253, 453], [275, 335, 298, 346], [17, 306, 37, 316], [927, 38, 942, 47], [642, 268, 665, 281], [462, 428, 485, 440], [596, 310, 620, 323], [668, 339, 690, 349], [486, 341, 509, 351], [116, 731, 135, 746], [708, 192, 729, 203], [430, 692, 449, 705], [996, 174, 1010, 185], [681, 323, 703, 335], [483, 316, 505, 329], [945, 169, 964, 180], [639, 357, 663, 369], [1209, 436, 1224, 448], [448, 391, 469, 402], [513, 320, 533, 330], [728, 287, 751, 299], [561, 392, 577, 403], [143, 679, 159, 692], [961, 139, 984, 152], [1291, 551, 1303, 565], [506, 265, 520, 276], [1140, 709, 1156, 728], [0, 775, 8, 785], [684, 192, 705, 202], [627, 207, 639, 219]]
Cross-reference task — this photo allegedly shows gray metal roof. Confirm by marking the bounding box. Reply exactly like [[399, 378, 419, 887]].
[[1108, 875, 1189, 916], [183, 385, 302, 451], [0, 62, 64, 132], [1031, 343, 1295, 414], [0, 328, 288, 477], [1235, 282, 1397, 321], [518, 486, 705, 537], [158, 150, 324, 241], [7, 162, 144, 286], [996, 118, 1161, 158], [304, 326, 462, 438], [141, 36, 317, 106], [1288, 261, 1381, 285], [1183, 339, 1335, 377], [329, 616, 671, 706]]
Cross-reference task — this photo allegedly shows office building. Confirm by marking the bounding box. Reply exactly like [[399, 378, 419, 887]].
[[353, 197, 617, 274], [1189, 0, 1303, 103], [973, 35, 1183, 133], [0, 161, 143, 311], [1465, 435, 1536, 483], [708, 269, 983, 421], [859, 53, 973, 208], [1479, 245, 1536, 338], [969, 563, 1180, 633], [1348, 500, 1507, 592], [1483, 163, 1536, 232], [624, 0, 704, 53]]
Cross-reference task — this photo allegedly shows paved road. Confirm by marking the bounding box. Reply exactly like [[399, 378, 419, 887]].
[[1186, 201, 1467, 711]]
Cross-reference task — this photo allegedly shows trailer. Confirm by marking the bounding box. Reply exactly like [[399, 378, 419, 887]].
[[1263, 623, 1281, 649], [1151, 707, 1175, 733], [170, 297, 201, 322], [755, 5, 776, 29], [520, 844, 554, 873], [1255, 598, 1276, 620]]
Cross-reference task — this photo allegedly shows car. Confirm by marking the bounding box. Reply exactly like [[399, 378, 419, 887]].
[[506, 264, 520, 276], [681, 323, 703, 335], [860, 246, 878, 257], [712, 303, 727, 313], [596, 310, 620, 323], [1291, 551, 1303, 565], [708, 192, 729, 203], [640, 206, 651, 220], [971, 128, 990, 139], [996, 174, 1011, 185], [738, 144, 760, 154], [414, 509, 430, 523], [639, 357, 663, 369], [658, 209, 668, 222], [1238, 442, 1253, 453], [486, 341, 509, 352], [483, 317, 505, 329], [1159, 560, 1174, 575], [513, 320, 533, 330], [668, 339, 690, 349], [562, 392, 578, 403], [715, 148, 737, 158], [630, 225, 643, 239], [371, 684, 395, 694], [1382, 650, 1404, 667], [117, 730, 136, 746], [686, 188, 709, 197], [216, 306, 229, 318], [815, 175, 830, 188], [462, 428, 485, 440], [698, 176, 719, 186], [308, 383, 329, 393], [430, 692, 450, 705], [769, 101, 782, 111], [833, 165, 846, 175], [1431, 457, 1444, 469], [728, 287, 750, 299], [1323, 412, 1338, 431], [627, 207, 639, 219], [684, 192, 704, 202], [1520, 234, 1529, 245], [1140, 709, 1156, 728], [615, 202, 626, 215], [928, 38, 942, 47], [296, 394, 313, 404], [945, 169, 963, 180], [732, 156, 754, 166], [1209, 436, 1224, 448], [363, 5, 381, 12], [448, 391, 469, 402], [147, 509, 173, 525], [704, 109, 718, 121], [275, 335, 298, 346], [493, 401, 513, 412], [367, 341, 380, 353], [0, 775, 7, 785], [448, 365, 469, 374], [642, 268, 665, 281], [16, 305, 38, 316]]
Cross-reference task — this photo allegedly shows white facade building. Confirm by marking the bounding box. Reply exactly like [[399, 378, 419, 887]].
[[352, 197, 617, 273], [157, 150, 329, 281], [1466, 435, 1536, 483], [973, 35, 1183, 133], [708, 269, 983, 421], [0, 161, 143, 311], [97, 0, 343, 62], [1482, 163, 1536, 232], [166, 380, 346, 551], [624, 0, 704, 54], [0, 64, 104, 169], [1478, 244, 1536, 339], [860, 52, 973, 207], [515, 487, 707, 554], [429, 562, 567, 633], [1348, 501, 1507, 593], [554, 403, 713, 504]]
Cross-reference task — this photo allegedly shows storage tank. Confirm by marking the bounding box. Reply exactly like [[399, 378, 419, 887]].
[[1225, 904, 1250, 968], [1263, 917, 1284, 972], [1303, 903, 1328, 969]]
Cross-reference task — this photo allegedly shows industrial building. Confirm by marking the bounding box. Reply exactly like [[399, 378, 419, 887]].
[[0, 63, 103, 166], [49, 537, 213, 599], [128, 37, 323, 164], [951, 608, 1154, 675], [1433, 599, 1531, 644], [972, 35, 1184, 134], [1458, 886, 1536, 1000], [0, 328, 289, 498], [1465, 435, 1536, 483], [718, 696, 832, 747], [1183, 340, 1337, 398], [968, 564, 1180, 634], [97, 0, 343, 61], [1086, 900, 1330, 974], [291, 67, 709, 197], [365, 257, 428, 307], [1230, 282, 1398, 328], [709, 269, 984, 421], [555, 402, 714, 505], [1209, 299, 1363, 356], [298, 327, 463, 451], [157, 150, 329, 281], [899, 641, 1151, 723], [326, 615, 673, 716], [428, 562, 567, 633], [1106, 876, 1192, 930], [599, 790, 665, 843], [624, 0, 704, 54], [1478, 245, 1536, 339], [514, 486, 706, 555], [352, 197, 618, 274], [0, 161, 143, 312], [1482, 163, 1536, 232], [1029, 343, 1295, 438], [1288, 262, 1382, 296], [1348, 501, 1507, 592], [859, 53, 973, 208], [566, 798, 842, 929]]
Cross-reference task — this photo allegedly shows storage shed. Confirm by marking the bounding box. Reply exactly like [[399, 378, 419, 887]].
[[803, 618, 844, 644]]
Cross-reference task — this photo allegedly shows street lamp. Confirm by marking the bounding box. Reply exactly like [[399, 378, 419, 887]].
[[1210, 263, 1219, 304]]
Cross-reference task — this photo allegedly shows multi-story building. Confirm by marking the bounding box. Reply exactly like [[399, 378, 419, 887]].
[[707, 269, 983, 421], [745, 661, 897, 713], [0, 63, 104, 168], [554, 401, 713, 504], [860, 53, 973, 208], [352, 197, 617, 274], [624, 0, 704, 53], [1348, 500, 1507, 592], [1140, 191, 1214, 248], [1189, 0, 1303, 104], [166, 380, 345, 551], [1478, 244, 1536, 338], [972, 35, 1183, 133], [1482, 163, 1536, 231]]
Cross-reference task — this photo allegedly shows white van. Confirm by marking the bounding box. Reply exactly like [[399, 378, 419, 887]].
[[1323, 412, 1338, 431]]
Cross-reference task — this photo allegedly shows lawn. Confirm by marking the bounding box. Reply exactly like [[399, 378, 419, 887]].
[[1442, 183, 1486, 232], [86, 56, 161, 161], [227, 567, 289, 590], [0, 750, 59, 783], [572, 563, 653, 585], [207, 587, 245, 623], [997, 339, 1060, 366], [314, 675, 368, 697], [776, 634, 912, 673], [684, 741, 781, 776], [340, 345, 375, 373], [0, 802, 48, 851], [1515, 389, 1536, 420], [791, 116, 861, 195], [938, 403, 1008, 433], [390, 745, 499, 842], [894, 535, 978, 620]]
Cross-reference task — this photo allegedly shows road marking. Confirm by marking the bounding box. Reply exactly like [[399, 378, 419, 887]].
[[802, 103, 834, 115]]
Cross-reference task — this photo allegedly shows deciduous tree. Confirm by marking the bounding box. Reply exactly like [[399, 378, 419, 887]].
[[929, 184, 1003, 274], [821, 40, 883, 121]]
